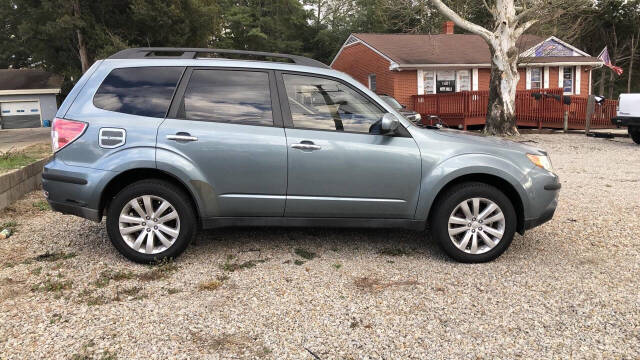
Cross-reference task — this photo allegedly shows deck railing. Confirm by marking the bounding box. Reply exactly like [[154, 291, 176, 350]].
[[412, 88, 618, 130]]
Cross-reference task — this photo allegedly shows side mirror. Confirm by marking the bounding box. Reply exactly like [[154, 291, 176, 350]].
[[381, 113, 400, 134]]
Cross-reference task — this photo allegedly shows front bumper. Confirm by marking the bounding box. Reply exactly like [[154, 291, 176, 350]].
[[523, 176, 560, 231], [611, 116, 640, 127]]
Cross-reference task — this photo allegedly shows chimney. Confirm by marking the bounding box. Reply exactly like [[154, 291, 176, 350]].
[[442, 21, 455, 35]]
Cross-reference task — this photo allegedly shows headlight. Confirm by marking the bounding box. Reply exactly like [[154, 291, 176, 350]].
[[527, 154, 553, 172]]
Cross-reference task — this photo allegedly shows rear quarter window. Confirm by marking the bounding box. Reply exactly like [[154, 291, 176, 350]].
[[93, 67, 184, 118]]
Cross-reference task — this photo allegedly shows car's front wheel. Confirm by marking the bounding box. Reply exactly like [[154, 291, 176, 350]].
[[106, 179, 196, 263], [629, 126, 640, 144], [430, 182, 517, 263]]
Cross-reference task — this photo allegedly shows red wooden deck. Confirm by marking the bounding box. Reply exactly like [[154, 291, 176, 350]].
[[412, 88, 617, 130]]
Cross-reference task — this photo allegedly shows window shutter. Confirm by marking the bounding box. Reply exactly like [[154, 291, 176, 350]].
[[525, 68, 531, 90], [558, 66, 564, 88], [543, 67, 550, 88], [575, 66, 581, 95], [472, 68, 479, 91], [417, 70, 424, 95]]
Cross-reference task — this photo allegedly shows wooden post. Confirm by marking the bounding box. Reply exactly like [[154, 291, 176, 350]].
[[585, 95, 595, 134], [563, 111, 568, 132]]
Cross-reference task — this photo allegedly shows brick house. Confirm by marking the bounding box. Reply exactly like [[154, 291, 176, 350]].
[[331, 22, 603, 109]]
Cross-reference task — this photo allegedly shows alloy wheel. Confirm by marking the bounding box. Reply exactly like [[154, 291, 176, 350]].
[[118, 195, 181, 254], [447, 197, 505, 255]]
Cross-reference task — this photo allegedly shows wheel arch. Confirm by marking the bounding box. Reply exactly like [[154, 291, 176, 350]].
[[99, 168, 202, 223], [427, 173, 526, 234]]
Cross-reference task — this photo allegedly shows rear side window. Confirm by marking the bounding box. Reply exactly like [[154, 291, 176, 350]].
[[180, 69, 273, 126], [94, 67, 183, 118]]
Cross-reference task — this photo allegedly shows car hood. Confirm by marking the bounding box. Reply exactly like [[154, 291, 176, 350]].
[[417, 128, 547, 155]]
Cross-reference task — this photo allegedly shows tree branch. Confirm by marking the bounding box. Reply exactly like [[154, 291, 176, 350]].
[[514, 19, 537, 39], [481, 0, 497, 16], [427, 0, 493, 42]]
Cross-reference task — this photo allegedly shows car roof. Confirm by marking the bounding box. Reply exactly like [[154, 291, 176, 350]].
[[109, 48, 329, 69]]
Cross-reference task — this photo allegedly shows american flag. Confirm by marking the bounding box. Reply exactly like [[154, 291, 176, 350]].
[[598, 47, 624, 75]]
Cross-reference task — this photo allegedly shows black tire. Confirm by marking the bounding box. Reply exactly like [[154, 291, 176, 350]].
[[429, 182, 517, 263], [629, 126, 640, 144], [106, 179, 196, 263]]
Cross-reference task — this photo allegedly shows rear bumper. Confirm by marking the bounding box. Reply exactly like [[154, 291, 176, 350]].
[[42, 157, 111, 222], [611, 116, 640, 127], [47, 199, 102, 222]]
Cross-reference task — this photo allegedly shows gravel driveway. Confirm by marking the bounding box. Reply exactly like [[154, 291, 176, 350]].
[[0, 133, 638, 359]]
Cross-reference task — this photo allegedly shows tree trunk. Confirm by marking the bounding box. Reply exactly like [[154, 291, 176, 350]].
[[485, 45, 519, 136], [483, 0, 519, 136], [628, 34, 635, 93], [598, 69, 605, 97], [608, 70, 614, 99], [72, 0, 89, 73]]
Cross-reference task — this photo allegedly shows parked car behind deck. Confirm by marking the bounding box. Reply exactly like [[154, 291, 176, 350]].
[[612, 93, 640, 144], [42, 48, 560, 264]]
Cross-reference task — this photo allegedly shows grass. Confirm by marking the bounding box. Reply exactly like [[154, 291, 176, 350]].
[[93, 269, 134, 288], [31, 278, 73, 292], [137, 259, 178, 281], [293, 259, 305, 266], [294, 247, 317, 260], [220, 259, 266, 272], [0, 221, 18, 233], [33, 251, 77, 262], [0, 143, 51, 174], [32, 200, 51, 211], [332, 263, 342, 270], [354, 276, 419, 292]]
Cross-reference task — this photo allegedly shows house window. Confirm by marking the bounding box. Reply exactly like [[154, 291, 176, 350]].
[[563, 67, 574, 94], [457, 70, 471, 91], [531, 68, 543, 89], [423, 71, 435, 94], [368, 74, 376, 92], [436, 70, 455, 93]]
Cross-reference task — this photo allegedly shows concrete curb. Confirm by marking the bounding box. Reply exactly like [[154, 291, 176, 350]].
[[0, 155, 52, 211]]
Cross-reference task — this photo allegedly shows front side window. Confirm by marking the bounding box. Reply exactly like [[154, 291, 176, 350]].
[[181, 70, 273, 126], [563, 67, 574, 94], [94, 67, 184, 118], [283, 74, 385, 134], [531, 68, 543, 89]]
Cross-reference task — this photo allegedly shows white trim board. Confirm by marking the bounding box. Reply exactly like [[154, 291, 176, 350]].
[[0, 89, 60, 96]]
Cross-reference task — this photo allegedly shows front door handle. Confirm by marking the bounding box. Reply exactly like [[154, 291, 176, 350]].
[[291, 141, 321, 151], [166, 132, 198, 142]]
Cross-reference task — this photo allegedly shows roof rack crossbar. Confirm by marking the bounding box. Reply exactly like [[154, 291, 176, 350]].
[[108, 48, 329, 68]]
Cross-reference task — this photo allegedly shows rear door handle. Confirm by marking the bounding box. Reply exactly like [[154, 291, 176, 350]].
[[291, 141, 321, 151], [166, 133, 198, 142]]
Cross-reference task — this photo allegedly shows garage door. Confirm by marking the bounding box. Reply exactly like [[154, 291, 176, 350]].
[[0, 101, 41, 129]]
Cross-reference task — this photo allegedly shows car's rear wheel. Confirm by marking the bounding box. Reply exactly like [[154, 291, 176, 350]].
[[430, 182, 517, 263], [629, 126, 640, 144], [106, 180, 196, 263]]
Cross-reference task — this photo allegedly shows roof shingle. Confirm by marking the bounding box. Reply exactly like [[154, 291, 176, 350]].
[[0, 69, 63, 91], [351, 33, 596, 66]]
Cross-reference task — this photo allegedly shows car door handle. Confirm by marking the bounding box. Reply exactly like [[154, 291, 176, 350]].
[[291, 142, 321, 151], [166, 133, 198, 142]]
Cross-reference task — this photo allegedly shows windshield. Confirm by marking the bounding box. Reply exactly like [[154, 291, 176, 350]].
[[379, 95, 403, 110]]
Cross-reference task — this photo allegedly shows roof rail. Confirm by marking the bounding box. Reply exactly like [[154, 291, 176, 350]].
[[108, 48, 329, 69]]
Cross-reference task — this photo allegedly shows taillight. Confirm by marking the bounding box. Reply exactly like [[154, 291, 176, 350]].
[[51, 118, 87, 152]]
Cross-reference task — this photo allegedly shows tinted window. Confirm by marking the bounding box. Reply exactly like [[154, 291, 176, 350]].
[[283, 74, 384, 133], [181, 70, 273, 126], [94, 67, 183, 118]]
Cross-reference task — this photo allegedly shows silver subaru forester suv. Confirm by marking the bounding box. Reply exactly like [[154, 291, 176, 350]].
[[43, 48, 560, 263]]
